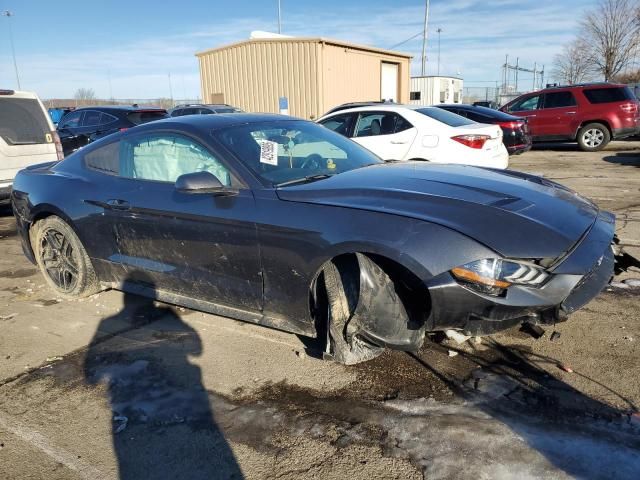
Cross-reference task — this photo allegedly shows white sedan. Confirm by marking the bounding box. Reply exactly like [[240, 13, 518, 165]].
[[317, 105, 509, 169]]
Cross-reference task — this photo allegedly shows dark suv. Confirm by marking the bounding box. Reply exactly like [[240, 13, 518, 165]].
[[57, 106, 168, 156], [169, 104, 243, 117], [501, 83, 640, 151]]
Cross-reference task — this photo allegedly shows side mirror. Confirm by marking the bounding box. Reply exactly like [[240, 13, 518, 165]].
[[175, 171, 233, 195]]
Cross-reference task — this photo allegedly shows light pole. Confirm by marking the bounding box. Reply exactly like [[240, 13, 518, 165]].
[[420, 0, 430, 76], [436, 28, 442, 76], [2, 10, 21, 89], [277, 0, 282, 34]]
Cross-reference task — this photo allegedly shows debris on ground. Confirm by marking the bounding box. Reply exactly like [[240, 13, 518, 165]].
[[623, 278, 640, 287], [0, 313, 18, 321], [295, 350, 306, 359], [113, 415, 128, 434], [472, 336, 482, 345], [558, 364, 574, 373], [45, 356, 63, 362], [444, 329, 470, 344], [623, 335, 634, 342], [520, 322, 545, 339], [610, 281, 631, 289], [448, 350, 459, 357], [550, 331, 561, 342]]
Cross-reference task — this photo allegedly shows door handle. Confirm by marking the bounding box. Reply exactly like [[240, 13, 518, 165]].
[[390, 139, 409, 144], [106, 199, 130, 210]]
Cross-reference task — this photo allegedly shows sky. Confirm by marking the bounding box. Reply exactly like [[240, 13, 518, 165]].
[[0, 0, 600, 100]]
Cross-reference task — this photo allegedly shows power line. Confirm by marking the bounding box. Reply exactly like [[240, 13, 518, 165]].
[[387, 30, 423, 51]]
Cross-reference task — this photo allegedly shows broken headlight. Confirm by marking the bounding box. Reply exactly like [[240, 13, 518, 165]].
[[451, 259, 549, 296]]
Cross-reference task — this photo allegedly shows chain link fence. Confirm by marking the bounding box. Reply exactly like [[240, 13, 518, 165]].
[[462, 86, 499, 105]]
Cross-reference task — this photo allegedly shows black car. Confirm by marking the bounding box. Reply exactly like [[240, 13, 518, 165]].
[[11, 114, 615, 365], [57, 106, 168, 156], [436, 104, 532, 155], [169, 103, 243, 117]]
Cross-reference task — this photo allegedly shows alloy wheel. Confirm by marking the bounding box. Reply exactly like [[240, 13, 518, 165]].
[[40, 228, 79, 292], [582, 129, 605, 148]]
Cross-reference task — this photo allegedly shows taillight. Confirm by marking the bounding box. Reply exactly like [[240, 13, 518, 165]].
[[119, 127, 128, 132], [497, 121, 523, 129], [52, 131, 64, 160], [620, 103, 638, 114], [451, 134, 491, 149]]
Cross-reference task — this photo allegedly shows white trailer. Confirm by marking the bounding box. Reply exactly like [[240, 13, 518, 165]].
[[409, 76, 463, 105]]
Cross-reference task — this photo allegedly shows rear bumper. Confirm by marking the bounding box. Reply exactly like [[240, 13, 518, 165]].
[[612, 126, 640, 139], [425, 211, 615, 335]]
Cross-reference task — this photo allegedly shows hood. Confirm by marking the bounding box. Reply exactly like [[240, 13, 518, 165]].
[[276, 163, 600, 259]]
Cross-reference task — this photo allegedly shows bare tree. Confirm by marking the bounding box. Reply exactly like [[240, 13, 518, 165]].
[[581, 0, 640, 81], [73, 88, 96, 101], [552, 39, 594, 84]]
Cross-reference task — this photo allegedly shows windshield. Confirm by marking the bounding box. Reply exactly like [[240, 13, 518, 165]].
[[214, 120, 382, 186], [416, 107, 475, 127]]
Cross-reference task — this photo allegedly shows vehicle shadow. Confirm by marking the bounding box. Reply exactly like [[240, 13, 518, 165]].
[[83, 273, 244, 480], [603, 151, 640, 167], [408, 335, 640, 478]]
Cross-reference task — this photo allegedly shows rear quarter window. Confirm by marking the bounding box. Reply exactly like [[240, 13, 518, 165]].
[[416, 108, 475, 127], [583, 87, 634, 104], [0, 98, 51, 145], [84, 141, 120, 175]]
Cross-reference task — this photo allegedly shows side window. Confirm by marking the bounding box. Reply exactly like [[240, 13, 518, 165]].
[[171, 109, 183, 117], [199, 108, 214, 115], [81, 110, 102, 127], [182, 108, 199, 116], [319, 114, 355, 136], [100, 112, 118, 125], [355, 113, 384, 137], [542, 92, 577, 109], [510, 95, 540, 112], [393, 114, 413, 133], [84, 141, 120, 175], [410, 91, 421, 101], [120, 134, 233, 186], [58, 111, 82, 129]]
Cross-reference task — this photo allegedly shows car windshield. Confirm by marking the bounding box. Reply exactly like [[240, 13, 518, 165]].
[[416, 107, 475, 127], [214, 120, 382, 186]]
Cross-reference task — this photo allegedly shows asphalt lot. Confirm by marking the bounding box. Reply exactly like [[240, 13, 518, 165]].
[[1, 142, 639, 479]]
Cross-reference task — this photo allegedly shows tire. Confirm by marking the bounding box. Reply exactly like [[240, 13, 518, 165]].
[[577, 123, 610, 152], [31, 216, 100, 298], [322, 255, 385, 365]]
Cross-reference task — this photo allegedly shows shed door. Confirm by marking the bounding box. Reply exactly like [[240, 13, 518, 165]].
[[381, 62, 399, 102]]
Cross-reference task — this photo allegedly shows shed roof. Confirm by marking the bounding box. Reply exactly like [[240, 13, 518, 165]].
[[195, 37, 413, 59]]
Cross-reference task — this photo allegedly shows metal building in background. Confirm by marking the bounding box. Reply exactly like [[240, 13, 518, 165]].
[[196, 37, 412, 119], [409, 76, 463, 105]]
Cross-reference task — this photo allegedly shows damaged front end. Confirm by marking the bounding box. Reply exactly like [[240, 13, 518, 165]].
[[426, 211, 617, 337]]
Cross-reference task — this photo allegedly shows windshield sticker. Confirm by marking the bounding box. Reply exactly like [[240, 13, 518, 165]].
[[259, 140, 279, 166]]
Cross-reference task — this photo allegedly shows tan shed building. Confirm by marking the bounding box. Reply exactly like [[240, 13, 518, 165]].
[[196, 37, 412, 119]]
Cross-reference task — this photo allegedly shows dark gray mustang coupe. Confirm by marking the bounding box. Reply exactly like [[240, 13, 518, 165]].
[[11, 114, 615, 364]]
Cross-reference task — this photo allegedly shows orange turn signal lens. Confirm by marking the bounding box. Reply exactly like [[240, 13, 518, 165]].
[[451, 267, 511, 289]]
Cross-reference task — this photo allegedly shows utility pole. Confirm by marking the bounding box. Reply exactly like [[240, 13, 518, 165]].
[[168, 73, 174, 105], [277, 0, 282, 34], [436, 27, 442, 76], [421, 0, 430, 76], [2, 11, 21, 89]]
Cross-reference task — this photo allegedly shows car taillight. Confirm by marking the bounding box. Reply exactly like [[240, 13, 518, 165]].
[[451, 134, 491, 149], [52, 131, 64, 160], [119, 127, 128, 132], [497, 121, 523, 129], [620, 103, 638, 114]]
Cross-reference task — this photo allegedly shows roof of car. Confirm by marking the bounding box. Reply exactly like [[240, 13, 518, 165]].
[[74, 105, 167, 112], [321, 104, 435, 117], [137, 112, 300, 132]]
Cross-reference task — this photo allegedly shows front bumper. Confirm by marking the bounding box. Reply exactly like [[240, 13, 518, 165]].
[[426, 211, 615, 335]]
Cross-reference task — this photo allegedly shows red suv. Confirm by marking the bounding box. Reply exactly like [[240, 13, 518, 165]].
[[501, 83, 640, 151]]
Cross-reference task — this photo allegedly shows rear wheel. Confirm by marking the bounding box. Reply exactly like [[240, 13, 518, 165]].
[[322, 255, 386, 365], [31, 216, 100, 298], [577, 123, 610, 151]]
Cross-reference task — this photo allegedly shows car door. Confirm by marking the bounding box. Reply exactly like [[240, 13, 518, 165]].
[[57, 111, 83, 155], [350, 111, 417, 160], [536, 91, 579, 139], [99, 131, 263, 311], [505, 95, 543, 138]]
